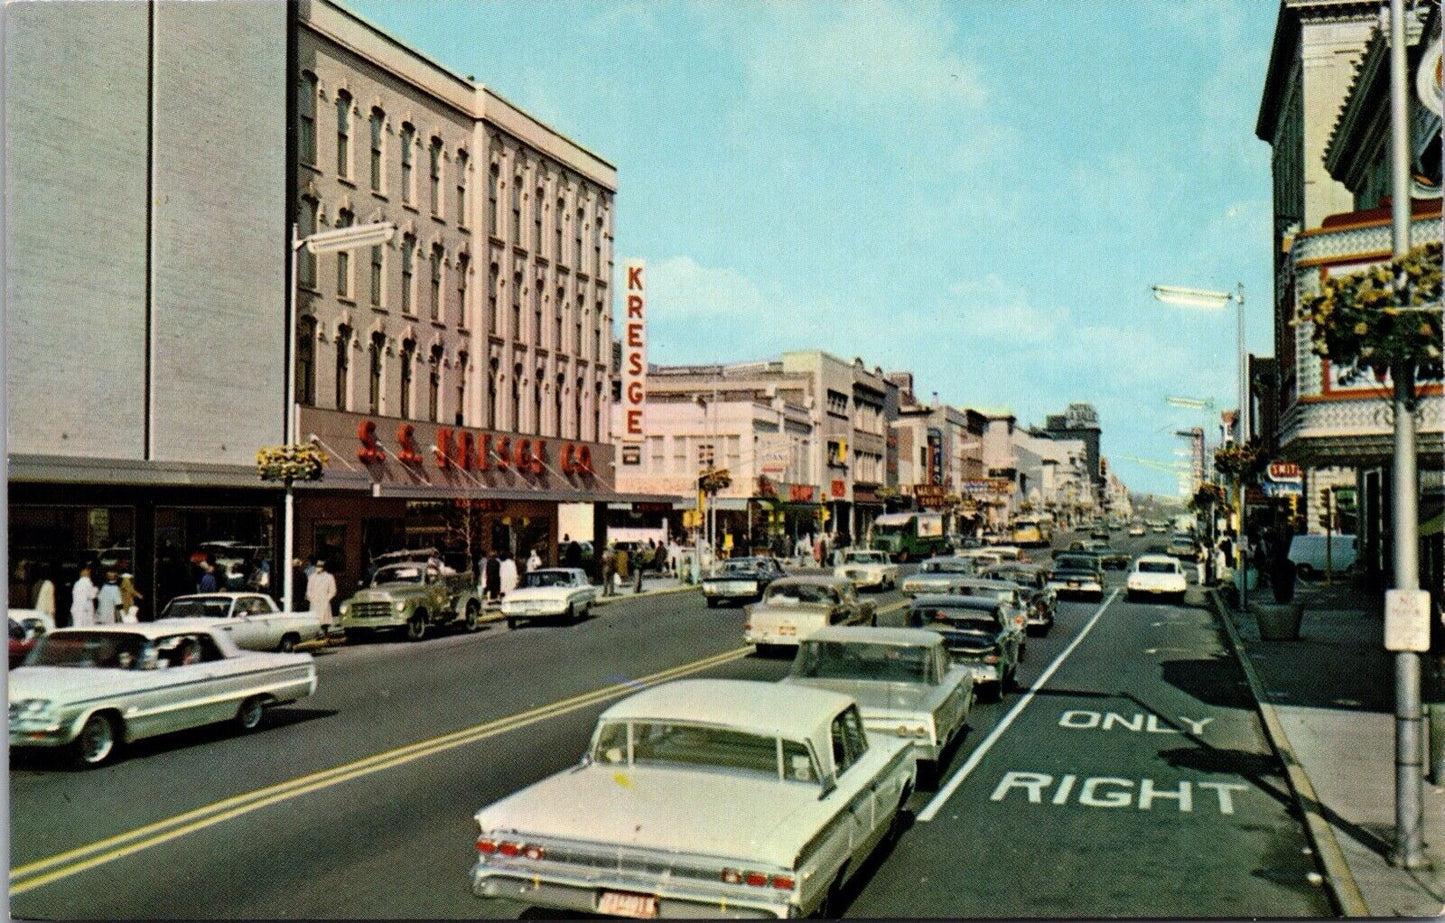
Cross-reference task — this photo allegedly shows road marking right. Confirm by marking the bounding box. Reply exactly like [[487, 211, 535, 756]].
[[917, 588, 1120, 822]]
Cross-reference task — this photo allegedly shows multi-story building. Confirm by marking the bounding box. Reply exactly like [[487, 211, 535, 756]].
[[1012, 428, 1093, 524], [293, 0, 623, 586], [612, 352, 900, 549], [7, 2, 289, 619], [1043, 402, 1104, 492], [889, 375, 986, 534]]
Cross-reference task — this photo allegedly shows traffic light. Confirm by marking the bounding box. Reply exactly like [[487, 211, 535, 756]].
[[1318, 488, 1333, 530]]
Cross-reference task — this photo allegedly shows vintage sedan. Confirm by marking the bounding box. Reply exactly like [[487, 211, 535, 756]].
[[1128, 522, 1148, 537], [158, 592, 323, 652], [501, 568, 599, 628], [832, 549, 899, 591], [908, 595, 1020, 700], [702, 557, 786, 607], [1127, 555, 1189, 602], [980, 564, 1056, 635], [901, 556, 977, 598], [944, 577, 1032, 649], [1048, 553, 1105, 601], [9, 624, 317, 767], [783, 626, 973, 771], [470, 678, 916, 919], [743, 576, 876, 656], [9, 608, 56, 669], [1089, 544, 1132, 571]]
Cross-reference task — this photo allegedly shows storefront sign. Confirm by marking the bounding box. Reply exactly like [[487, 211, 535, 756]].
[[927, 427, 944, 486], [757, 435, 791, 477], [962, 478, 1015, 496], [452, 498, 505, 512], [790, 484, 816, 503], [621, 259, 646, 443], [1266, 462, 1303, 484], [831, 479, 846, 499], [353, 417, 597, 478], [621, 444, 641, 466]]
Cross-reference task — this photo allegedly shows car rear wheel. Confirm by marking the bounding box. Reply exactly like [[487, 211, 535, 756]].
[[276, 633, 299, 653], [505, 616, 519, 630], [705, 597, 719, 608], [71, 713, 119, 768], [464, 600, 481, 632], [235, 696, 267, 732], [406, 611, 428, 642]]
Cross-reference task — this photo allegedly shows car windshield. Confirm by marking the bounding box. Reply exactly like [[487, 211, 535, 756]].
[[1139, 561, 1179, 574], [524, 570, 574, 588], [1054, 556, 1095, 570], [921, 559, 969, 574], [591, 721, 819, 783], [721, 561, 760, 576], [910, 606, 997, 630], [373, 564, 425, 584], [791, 641, 934, 684], [765, 583, 836, 606], [160, 597, 232, 619], [844, 552, 887, 564], [24, 631, 151, 669]]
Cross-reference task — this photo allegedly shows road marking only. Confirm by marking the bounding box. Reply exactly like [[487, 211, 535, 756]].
[[10, 645, 752, 896], [917, 588, 1120, 822]]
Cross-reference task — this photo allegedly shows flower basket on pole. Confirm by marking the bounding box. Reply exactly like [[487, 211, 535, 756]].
[[256, 443, 329, 483]]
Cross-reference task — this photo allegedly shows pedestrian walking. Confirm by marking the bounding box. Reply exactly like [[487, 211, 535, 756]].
[[119, 572, 143, 622], [652, 540, 668, 577], [632, 545, 646, 594], [562, 535, 582, 570], [306, 559, 338, 638], [70, 565, 97, 628], [526, 548, 542, 574], [197, 561, 219, 593], [500, 552, 519, 598], [96, 569, 122, 625], [485, 551, 502, 602], [31, 565, 55, 621], [601, 543, 617, 597], [615, 546, 631, 593]]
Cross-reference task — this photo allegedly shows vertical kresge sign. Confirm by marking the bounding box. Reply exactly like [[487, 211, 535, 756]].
[[622, 259, 646, 444]]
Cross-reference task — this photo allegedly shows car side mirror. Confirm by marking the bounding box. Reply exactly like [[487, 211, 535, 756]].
[[818, 775, 838, 800]]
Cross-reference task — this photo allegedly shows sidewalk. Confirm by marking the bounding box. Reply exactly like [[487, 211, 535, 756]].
[[1214, 580, 1445, 917]]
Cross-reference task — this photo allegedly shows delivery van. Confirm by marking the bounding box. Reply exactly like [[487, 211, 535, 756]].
[[1288, 533, 1358, 577]]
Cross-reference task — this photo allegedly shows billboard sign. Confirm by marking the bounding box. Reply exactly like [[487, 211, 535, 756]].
[[621, 260, 646, 443]]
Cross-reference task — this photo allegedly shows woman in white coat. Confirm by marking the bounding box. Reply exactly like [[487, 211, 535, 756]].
[[499, 553, 519, 598]]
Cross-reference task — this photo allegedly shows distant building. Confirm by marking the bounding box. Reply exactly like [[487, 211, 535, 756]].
[[1044, 402, 1104, 490]]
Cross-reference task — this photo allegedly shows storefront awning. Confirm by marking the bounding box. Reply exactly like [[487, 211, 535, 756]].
[[8, 454, 280, 490], [344, 480, 684, 506]]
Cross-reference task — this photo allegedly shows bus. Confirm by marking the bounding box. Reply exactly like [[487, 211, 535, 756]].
[[868, 512, 948, 561], [1010, 516, 1054, 548]]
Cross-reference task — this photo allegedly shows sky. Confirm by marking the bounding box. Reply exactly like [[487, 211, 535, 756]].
[[348, 0, 1282, 497]]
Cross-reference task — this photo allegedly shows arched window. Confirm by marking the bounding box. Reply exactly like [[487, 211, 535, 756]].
[[511, 171, 523, 244], [369, 108, 385, 192], [488, 356, 500, 429], [335, 209, 353, 298], [428, 345, 443, 422], [488, 262, 499, 334], [594, 216, 604, 275], [534, 183, 544, 247], [399, 339, 415, 418], [335, 325, 352, 411], [368, 332, 384, 414], [576, 294, 584, 356], [456, 149, 469, 226], [297, 317, 317, 405], [595, 297, 605, 361], [298, 72, 318, 165], [554, 373, 565, 438], [401, 234, 416, 314], [511, 363, 523, 431], [429, 137, 443, 216], [574, 376, 584, 441], [370, 243, 384, 307], [556, 285, 566, 349], [400, 123, 415, 204], [534, 275, 544, 346], [456, 253, 470, 329], [455, 351, 468, 426], [335, 90, 352, 178], [488, 162, 499, 231], [298, 197, 318, 288], [554, 196, 564, 259], [512, 271, 522, 340], [574, 207, 584, 266], [595, 380, 605, 442], [534, 367, 545, 436], [429, 245, 443, 321]]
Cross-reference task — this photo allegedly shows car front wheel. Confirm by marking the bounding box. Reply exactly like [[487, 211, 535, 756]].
[[406, 611, 428, 642], [71, 713, 119, 768]]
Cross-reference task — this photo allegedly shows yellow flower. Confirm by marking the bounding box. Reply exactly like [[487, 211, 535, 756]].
[[1354, 322, 1369, 335]]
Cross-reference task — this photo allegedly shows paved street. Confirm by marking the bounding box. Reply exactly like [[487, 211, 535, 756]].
[[10, 532, 1330, 919]]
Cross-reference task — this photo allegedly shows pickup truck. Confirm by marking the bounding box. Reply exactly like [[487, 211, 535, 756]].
[[158, 593, 322, 652], [338, 558, 482, 641]]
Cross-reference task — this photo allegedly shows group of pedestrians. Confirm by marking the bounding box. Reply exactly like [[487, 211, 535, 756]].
[[66, 565, 143, 627], [598, 539, 669, 597]]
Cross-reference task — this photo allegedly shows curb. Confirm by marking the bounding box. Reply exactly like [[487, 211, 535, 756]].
[[592, 583, 700, 607], [1209, 589, 1371, 917]]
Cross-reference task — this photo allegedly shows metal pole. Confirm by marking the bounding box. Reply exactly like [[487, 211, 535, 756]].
[[1387, 0, 1425, 870], [1236, 284, 1249, 609], [282, 225, 299, 614]]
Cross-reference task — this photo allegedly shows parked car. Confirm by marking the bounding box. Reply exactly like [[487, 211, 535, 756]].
[[901, 556, 977, 597], [158, 593, 322, 652], [470, 679, 916, 919], [980, 563, 1057, 635], [339, 556, 482, 641], [908, 595, 1020, 700], [833, 549, 900, 591], [783, 626, 974, 772], [500, 568, 599, 628], [10, 618, 42, 669], [1126, 555, 1188, 602], [1048, 553, 1105, 601], [9, 624, 316, 767], [1288, 534, 1358, 578], [702, 556, 786, 607], [743, 576, 876, 656]]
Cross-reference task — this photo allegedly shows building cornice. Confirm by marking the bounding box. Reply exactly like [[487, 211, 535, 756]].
[[1257, 0, 1380, 142], [1323, 9, 1426, 186]]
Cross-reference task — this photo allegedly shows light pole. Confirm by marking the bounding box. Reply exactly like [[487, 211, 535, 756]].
[[283, 220, 395, 613], [1153, 282, 1248, 606]]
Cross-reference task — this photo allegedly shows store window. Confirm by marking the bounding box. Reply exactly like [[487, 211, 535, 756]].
[[9, 505, 135, 622]]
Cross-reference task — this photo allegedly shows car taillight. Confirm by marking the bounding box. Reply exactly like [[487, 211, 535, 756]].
[[984, 654, 1000, 664], [498, 841, 521, 857], [772, 875, 795, 891], [476, 838, 497, 854], [522, 844, 546, 860], [721, 869, 744, 884], [746, 872, 769, 887], [722, 869, 792, 889]]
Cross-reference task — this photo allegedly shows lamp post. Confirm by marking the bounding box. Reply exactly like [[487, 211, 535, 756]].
[[1153, 282, 1248, 606], [283, 220, 395, 613]]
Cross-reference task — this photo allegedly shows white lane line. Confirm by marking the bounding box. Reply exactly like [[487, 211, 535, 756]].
[[917, 588, 1120, 822]]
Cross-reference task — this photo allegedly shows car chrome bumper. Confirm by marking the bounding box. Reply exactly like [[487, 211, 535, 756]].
[[10, 723, 74, 747], [471, 862, 793, 919], [339, 615, 406, 630]]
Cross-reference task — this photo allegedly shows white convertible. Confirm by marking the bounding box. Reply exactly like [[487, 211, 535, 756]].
[[9, 624, 317, 767], [471, 678, 916, 918], [1126, 555, 1188, 602], [158, 592, 323, 651], [501, 568, 599, 628], [832, 549, 899, 591]]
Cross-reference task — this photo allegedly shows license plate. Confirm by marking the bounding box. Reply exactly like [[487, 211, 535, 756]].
[[598, 891, 659, 919], [1068, 582, 1080, 589], [779, 624, 796, 636]]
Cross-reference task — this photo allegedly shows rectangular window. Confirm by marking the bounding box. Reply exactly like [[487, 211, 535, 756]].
[[400, 125, 415, 205], [698, 441, 715, 470], [488, 165, 499, 233], [512, 175, 523, 245], [575, 207, 584, 267], [299, 199, 317, 288], [672, 436, 687, 473], [648, 436, 664, 472], [370, 245, 383, 307], [457, 255, 470, 328], [534, 281, 544, 347], [456, 150, 469, 226], [555, 197, 564, 260], [336, 211, 353, 298], [534, 187, 543, 250], [430, 249, 442, 321], [488, 264, 499, 333], [512, 273, 522, 340], [370, 109, 384, 192], [336, 93, 351, 178], [430, 138, 443, 216], [298, 73, 317, 165], [401, 236, 415, 314]]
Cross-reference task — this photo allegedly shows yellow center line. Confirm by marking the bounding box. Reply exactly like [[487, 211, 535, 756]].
[[10, 645, 751, 895]]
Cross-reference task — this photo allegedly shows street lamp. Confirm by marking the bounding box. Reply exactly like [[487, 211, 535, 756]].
[[283, 220, 396, 614], [1153, 281, 1248, 605]]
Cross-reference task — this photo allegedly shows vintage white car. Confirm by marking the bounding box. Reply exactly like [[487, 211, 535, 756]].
[[471, 678, 916, 918], [832, 549, 899, 591], [9, 624, 317, 767], [1126, 554, 1188, 602], [901, 556, 977, 597], [702, 557, 787, 607], [158, 592, 323, 651], [744, 576, 876, 655], [783, 626, 973, 770], [501, 568, 599, 628]]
